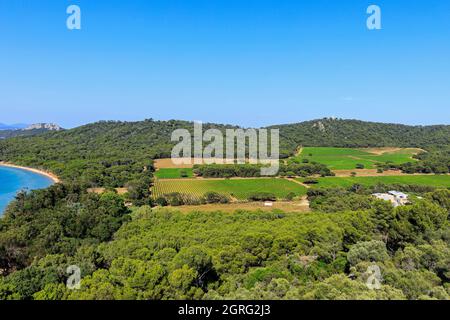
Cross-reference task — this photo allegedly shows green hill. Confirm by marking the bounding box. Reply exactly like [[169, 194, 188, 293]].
[[271, 118, 450, 156], [0, 120, 237, 187], [0, 118, 449, 186]]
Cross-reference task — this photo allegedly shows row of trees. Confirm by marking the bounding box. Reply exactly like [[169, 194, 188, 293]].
[[193, 163, 333, 178], [154, 192, 231, 207]]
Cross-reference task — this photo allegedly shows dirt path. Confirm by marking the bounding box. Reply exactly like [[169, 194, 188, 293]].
[[347, 155, 379, 163], [286, 177, 311, 189], [285, 178, 311, 208], [160, 198, 311, 214]]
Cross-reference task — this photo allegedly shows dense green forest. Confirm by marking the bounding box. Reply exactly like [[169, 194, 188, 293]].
[[272, 118, 450, 156], [0, 184, 131, 274], [0, 186, 448, 300]]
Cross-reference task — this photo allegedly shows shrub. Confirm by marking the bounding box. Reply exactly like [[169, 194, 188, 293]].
[[155, 197, 168, 207], [285, 192, 296, 201], [248, 192, 277, 202], [286, 171, 296, 178], [164, 193, 185, 206], [303, 179, 319, 185], [180, 170, 188, 178], [203, 192, 230, 204]]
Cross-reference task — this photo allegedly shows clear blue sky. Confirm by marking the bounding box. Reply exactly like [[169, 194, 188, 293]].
[[0, 0, 449, 128]]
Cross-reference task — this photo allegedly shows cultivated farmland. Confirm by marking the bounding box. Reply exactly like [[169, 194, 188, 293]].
[[295, 147, 421, 170], [298, 175, 450, 189], [152, 178, 307, 201], [154, 168, 194, 179]]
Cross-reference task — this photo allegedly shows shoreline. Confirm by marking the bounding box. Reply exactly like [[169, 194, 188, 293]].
[[0, 162, 60, 184]]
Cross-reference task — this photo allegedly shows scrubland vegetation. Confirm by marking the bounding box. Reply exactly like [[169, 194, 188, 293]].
[[0, 186, 448, 300]]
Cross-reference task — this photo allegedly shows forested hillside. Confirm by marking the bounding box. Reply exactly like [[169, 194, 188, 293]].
[[0, 186, 448, 300], [0, 118, 449, 187], [272, 118, 450, 156], [0, 120, 237, 187], [0, 123, 62, 140]]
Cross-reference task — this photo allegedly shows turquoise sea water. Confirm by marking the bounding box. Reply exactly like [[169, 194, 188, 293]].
[[0, 165, 53, 215]]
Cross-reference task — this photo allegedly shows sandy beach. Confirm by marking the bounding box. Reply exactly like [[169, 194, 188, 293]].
[[0, 162, 60, 183]]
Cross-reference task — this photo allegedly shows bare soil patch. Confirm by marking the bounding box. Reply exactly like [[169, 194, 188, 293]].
[[333, 169, 408, 177], [87, 187, 128, 195], [158, 198, 310, 214], [154, 158, 193, 169], [154, 158, 236, 169]]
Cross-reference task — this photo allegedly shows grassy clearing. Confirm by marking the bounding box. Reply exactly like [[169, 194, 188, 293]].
[[295, 147, 419, 170], [297, 175, 450, 189], [152, 178, 308, 201], [154, 168, 193, 179]]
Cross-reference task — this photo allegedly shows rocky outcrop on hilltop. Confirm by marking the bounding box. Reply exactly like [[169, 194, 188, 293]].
[[24, 123, 62, 131]]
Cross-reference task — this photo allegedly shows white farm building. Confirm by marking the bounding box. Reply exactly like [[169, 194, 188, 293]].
[[372, 191, 410, 207]]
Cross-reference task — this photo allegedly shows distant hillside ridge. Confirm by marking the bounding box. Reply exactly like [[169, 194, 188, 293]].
[[269, 118, 450, 156], [0, 118, 448, 186], [0, 119, 238, 185], [24, 123, 62, 131], [0, 122, 63, 139]]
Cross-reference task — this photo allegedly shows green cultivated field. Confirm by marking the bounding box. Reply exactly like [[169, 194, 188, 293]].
[[295, 147, 419, 170], [298, 175, 450, 189], [154, 168, 193, 179], [153, 178, 307, 201]]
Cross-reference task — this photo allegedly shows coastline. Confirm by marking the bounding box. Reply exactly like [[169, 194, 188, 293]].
[[0, 162, 60, 184]]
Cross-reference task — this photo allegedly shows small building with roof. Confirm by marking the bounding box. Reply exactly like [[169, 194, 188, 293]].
[[372, 190, 410, 207]]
